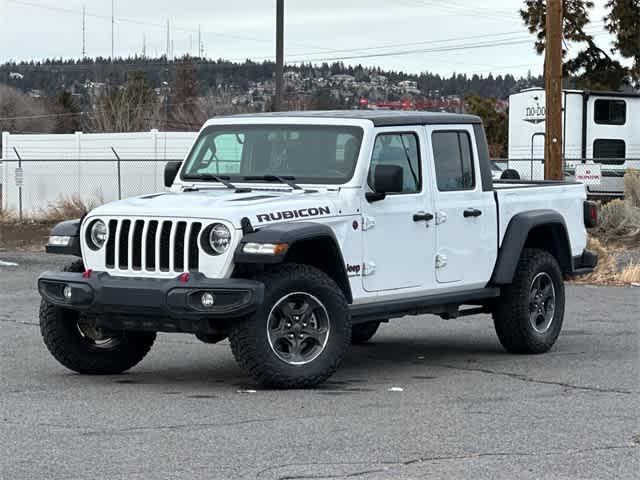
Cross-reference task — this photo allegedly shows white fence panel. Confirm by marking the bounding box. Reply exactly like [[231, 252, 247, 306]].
[[1, 130, 198, 215]]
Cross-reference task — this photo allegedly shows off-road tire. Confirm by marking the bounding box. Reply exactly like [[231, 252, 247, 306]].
[[229, 264, 351, 388], [351, 321, 381, 344], [492, 248, 565, 354], [40, 260, 156, 375]]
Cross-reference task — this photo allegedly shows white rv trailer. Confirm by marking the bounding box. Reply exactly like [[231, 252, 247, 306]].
[[508, 88, 640, 197]]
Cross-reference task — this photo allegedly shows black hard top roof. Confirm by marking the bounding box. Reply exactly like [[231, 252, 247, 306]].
[[225, 110, 482, 126]]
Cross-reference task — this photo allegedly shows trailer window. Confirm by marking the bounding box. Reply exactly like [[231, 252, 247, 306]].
[[593, 139, 626, 165], [594, 99, 626, 125], [432, 131, 475, 191]]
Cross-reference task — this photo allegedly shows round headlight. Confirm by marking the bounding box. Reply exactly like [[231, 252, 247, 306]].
[[89, 220, 108, 250], [208, 223, 231, 255]]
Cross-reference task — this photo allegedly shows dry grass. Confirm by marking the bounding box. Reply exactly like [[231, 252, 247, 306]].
[[35, 194, 101, 223], [572, 237, 640, 286], [618, 263, 640, 284], [0, 194, 102, 225]]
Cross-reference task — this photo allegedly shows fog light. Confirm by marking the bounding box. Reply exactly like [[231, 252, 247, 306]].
[[201, 292, 215, 308], [63, 285, 72, 301]]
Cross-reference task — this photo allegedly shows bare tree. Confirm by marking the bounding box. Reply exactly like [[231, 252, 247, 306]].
[[0, 85, 57, 137], [90, 71, 161, 132]]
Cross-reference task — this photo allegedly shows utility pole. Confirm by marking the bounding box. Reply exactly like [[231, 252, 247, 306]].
[[82, 4, 86, 58], [273, 0, 284, 112], [544, 0, 563, 180], [111, 0, 115, 60]]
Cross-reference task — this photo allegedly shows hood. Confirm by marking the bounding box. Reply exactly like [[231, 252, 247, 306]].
[[88, 188, 341, 228]]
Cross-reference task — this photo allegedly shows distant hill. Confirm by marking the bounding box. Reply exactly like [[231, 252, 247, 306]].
[[1, 56, 541, 102]]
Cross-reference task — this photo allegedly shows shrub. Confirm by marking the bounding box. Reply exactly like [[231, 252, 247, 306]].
[[624, 169, 640, 208], [36, 194, 102, 223]]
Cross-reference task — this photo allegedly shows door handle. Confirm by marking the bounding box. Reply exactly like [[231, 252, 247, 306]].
[[413, 212, 434, 222], [463, 208, 482, 218]]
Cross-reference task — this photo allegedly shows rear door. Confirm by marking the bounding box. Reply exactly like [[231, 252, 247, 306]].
[[426, 125, 497, 288]]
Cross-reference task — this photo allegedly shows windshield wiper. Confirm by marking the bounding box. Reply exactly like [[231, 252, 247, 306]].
[[243, 175, 303, 191], [183, 174, 251, 193]]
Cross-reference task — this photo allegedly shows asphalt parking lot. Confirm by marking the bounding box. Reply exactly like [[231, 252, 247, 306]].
[[1, 251, 638, 480]]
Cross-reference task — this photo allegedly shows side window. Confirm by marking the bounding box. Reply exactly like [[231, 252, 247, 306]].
[[593, 139, 626, 160], [197, 133, 244, 174], [594, 99, 626, 125], [368, 133, 421, 193], [432, 131, 475, 191]]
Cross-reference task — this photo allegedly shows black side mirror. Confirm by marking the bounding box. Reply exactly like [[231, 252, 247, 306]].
[[366, 164, 403, 203], [164, 161, 182, 187]]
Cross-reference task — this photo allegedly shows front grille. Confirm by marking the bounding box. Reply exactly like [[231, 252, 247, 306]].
[[105, 219, 202, 272]]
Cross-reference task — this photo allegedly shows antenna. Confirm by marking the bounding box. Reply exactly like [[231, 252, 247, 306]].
[[142, 34, 146, 58], [198, 25, 202, 58], [82, 4, 86, 58]]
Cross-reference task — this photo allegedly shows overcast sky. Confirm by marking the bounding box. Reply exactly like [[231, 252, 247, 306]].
[[0, 0, 621, 78]]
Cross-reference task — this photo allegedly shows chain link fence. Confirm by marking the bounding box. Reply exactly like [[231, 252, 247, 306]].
[[1, 157, 181, 221]]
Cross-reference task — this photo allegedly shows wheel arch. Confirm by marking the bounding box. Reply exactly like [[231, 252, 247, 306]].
[[491, 210, 572, 285], [234, 222, 352, 303]]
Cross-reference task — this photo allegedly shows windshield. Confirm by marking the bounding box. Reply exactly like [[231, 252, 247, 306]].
[[181, 124, 364, 184]]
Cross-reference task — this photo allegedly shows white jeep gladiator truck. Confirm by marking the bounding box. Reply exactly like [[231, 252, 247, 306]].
[[38, 111, 598, 388]]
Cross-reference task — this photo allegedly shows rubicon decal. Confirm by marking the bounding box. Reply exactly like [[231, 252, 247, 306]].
[[256, 206, 331, 223]]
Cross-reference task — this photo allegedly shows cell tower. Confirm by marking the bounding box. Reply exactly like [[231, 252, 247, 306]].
[[82, 4, 86, 58], [166, 19, 170, 59], [111, 0, 115, 60]]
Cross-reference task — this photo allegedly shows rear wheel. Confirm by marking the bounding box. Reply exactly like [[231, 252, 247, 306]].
[[40, 260, 156, 374], [229, 264, 351, 388], [351, 321, 381, 344], [492, 248, 565, 354]]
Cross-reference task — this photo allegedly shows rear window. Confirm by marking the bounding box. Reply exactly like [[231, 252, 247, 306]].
[[432, 131, 475, 191]]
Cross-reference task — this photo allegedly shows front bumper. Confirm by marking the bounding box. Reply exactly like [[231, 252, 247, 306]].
[[37, 271, 264, 334]]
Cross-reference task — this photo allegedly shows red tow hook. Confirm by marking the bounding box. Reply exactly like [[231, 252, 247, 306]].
[[178, 272, 190, 283], [82, 269, 93, 279]]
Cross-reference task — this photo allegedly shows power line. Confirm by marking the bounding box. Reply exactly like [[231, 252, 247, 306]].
[[5, 0, 325, 51]]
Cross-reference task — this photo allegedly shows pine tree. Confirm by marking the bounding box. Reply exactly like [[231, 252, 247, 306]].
[[520, 0, 632, 89], [605, 0, 640, 87]]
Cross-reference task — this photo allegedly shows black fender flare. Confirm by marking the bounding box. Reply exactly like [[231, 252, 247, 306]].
[[234, 222, 352, 303], [491, 210, 572, 285], [46, 219, 83, 257]]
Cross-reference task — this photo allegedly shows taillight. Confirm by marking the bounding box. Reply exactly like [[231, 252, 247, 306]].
[[584, 201, 598, 228]]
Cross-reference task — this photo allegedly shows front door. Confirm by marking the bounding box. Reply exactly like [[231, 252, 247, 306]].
[[361, 127, 435, 292]]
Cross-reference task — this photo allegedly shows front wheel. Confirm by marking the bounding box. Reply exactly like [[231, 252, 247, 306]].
[[40, 260, 155, 374], [229, 264, 351, 388], [40, 301, 156, 374], [492, 248, 565, 354]]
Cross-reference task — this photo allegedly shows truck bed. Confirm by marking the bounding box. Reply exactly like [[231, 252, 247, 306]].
[[493, 180, 588, 258]]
